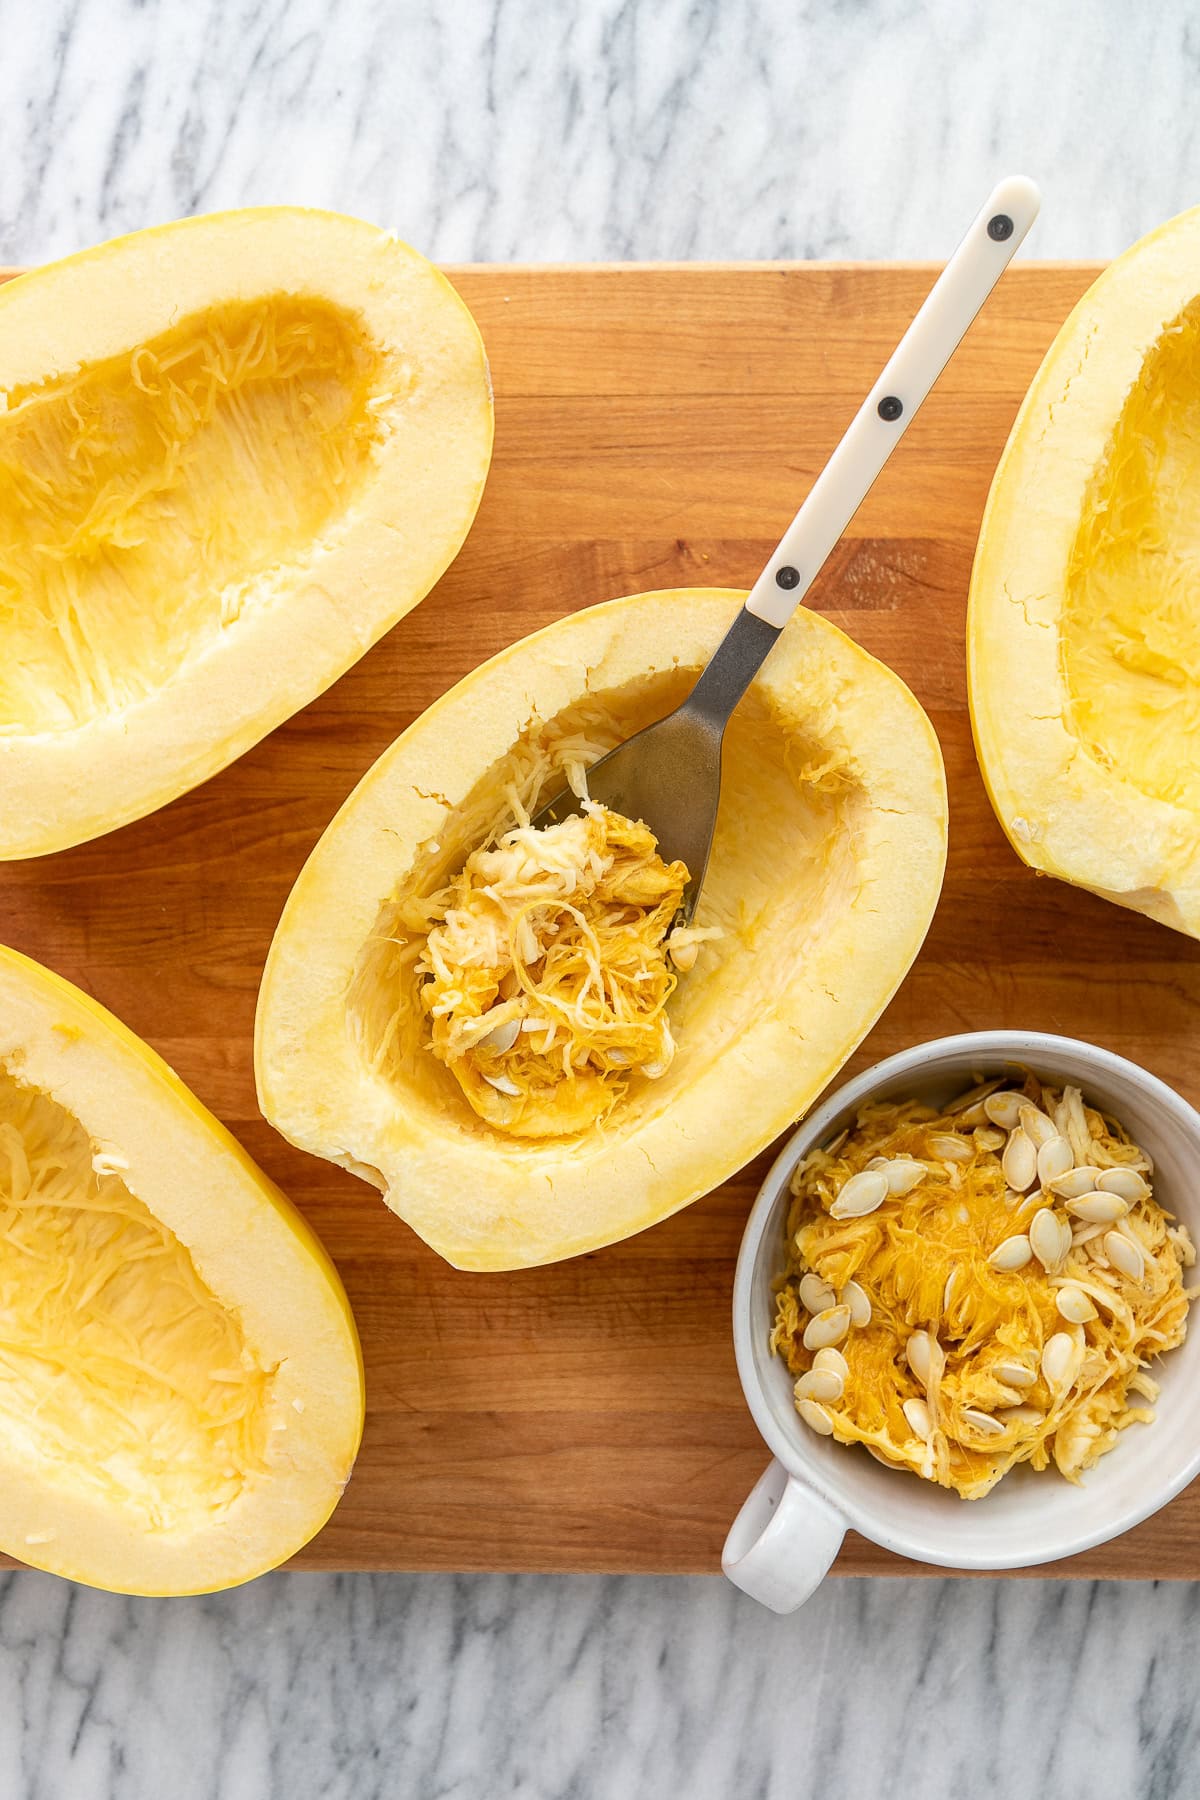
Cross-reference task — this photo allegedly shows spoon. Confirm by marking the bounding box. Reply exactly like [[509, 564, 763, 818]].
[[533, 175, 1041, 921]]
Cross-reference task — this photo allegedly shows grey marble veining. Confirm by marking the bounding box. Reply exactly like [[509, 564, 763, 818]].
[[4, 0, 1200, 1795], [4, 1569, 1200, 1800], [2, 0, 1199, 268]]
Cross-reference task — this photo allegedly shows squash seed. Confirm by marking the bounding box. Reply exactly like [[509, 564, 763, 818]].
[[813, 1347, 850, 1382], [1056, 1285, 1098, 1324], [1096, 1167, 1151, 1204], [796, 1367, 844, 1404], [992, 1359, 1036, 1389], [830, 1169, 889, 1219], [476, 1014, 521, 1053], [942, 1269, 959, 1312], [1047, 1165, 1103, 1200], [984, 1090, 1027, 1129], [1036, 1135, 1074, 1186], [949, 1077, 1006, 1116], [483, 1072, 521, 1096], [842, 1280, 872, 1328], [987, 1233, 1033, 1271], [902, 1396, 933, 1440], [1041, 1332, 1080, 1393], [1072, 1222, 1107, 1248], [799, 1272, 838, 1314], [961, 1408, 1006, 1437], [1104, 1231, 1145, 1280], [973, 1127, 1006, 1152], [1030, 1207, 1071, 1272], [1066, 1192, 1130, 1224], [906, 1331, 934, 1386], [1002, 1127, 1038, 1192], [797, 1397, 835, 1436], [928, 1132, 973, 1163], [866, 1444, 907, 1469], [803, 1305, 851, 1351], [1018, 1103, 1058, 1149], [999, 1404, 1043, 1425], [879, 1157, 926, 1195]]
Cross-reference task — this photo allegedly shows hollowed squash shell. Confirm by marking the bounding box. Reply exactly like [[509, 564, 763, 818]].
[[0, 944, 363, 1594], [0, 206, 492, 858], [968, 205, 1200, 935], [255, 588, 948, 1271]]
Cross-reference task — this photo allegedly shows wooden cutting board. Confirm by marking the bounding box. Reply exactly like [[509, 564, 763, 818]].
[[5, 259, 1200, 1582]]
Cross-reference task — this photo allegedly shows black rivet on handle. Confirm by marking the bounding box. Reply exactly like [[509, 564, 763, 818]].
[[877, 395, 903, 422], [988, 213, 1014, 241], [775, 565, 800, 590]]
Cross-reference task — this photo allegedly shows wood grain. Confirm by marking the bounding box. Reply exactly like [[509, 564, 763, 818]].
[[6, 259, 1199, 1581]]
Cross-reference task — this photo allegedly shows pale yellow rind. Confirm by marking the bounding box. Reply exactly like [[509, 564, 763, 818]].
[[0, 206, 493, 859], [0, 944, 364, 1594], [255, 588, 948, 1271], [967, 205, 1200, 936]]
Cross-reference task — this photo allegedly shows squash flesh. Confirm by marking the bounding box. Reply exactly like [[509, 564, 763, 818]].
[[1063, 294, 1200, 813], [968, 205, 1200, 935], [0, 207, 493, 859], [411, 805, 698, 1137], [0, 943, 364, 1594], [0, 1064, 273, 1529], [0, 296, 386, 734]]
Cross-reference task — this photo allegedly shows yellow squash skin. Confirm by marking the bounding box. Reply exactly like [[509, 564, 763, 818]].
[[0, 944, 364, 1595], [255, 588, 948, 1272], [968, 205, 1200, 936], [0, 206, 493, 859]]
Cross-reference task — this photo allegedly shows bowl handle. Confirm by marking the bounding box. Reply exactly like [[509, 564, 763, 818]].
[[722, 1460, 847, 1612]]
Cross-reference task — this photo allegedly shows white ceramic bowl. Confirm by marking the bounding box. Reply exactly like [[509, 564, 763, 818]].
[[722, 1031, 1200, 1613]]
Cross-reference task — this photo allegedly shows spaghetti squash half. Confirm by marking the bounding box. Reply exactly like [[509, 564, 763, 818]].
[[256, 588, 948, 1271], [0, 944, 363, 1594], [0, 207, 492, 858], [969, 204, 1200, 936]]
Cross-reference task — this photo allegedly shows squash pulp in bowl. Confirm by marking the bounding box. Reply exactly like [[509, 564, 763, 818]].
[[255, 588, 948, 1271]]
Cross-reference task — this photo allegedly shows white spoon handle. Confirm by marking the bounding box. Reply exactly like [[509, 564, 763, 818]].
[[745, 174, 1040, 629]]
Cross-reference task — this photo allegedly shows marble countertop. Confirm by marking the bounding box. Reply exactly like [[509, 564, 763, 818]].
[[4, 1569, 1198, 1799], [4, 0, 1200, 1794], [3, 0, 1199, 267]]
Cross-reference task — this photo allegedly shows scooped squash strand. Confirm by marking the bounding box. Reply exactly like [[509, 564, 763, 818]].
[[410, 801, 718, 1137], [773, 1078, 1195, 1499]]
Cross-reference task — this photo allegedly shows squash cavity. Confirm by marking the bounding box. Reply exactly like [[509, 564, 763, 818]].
[[1063, 293, 1200, 812], [0, 1061, 275, 1531], [0, 295, 387, 734]]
